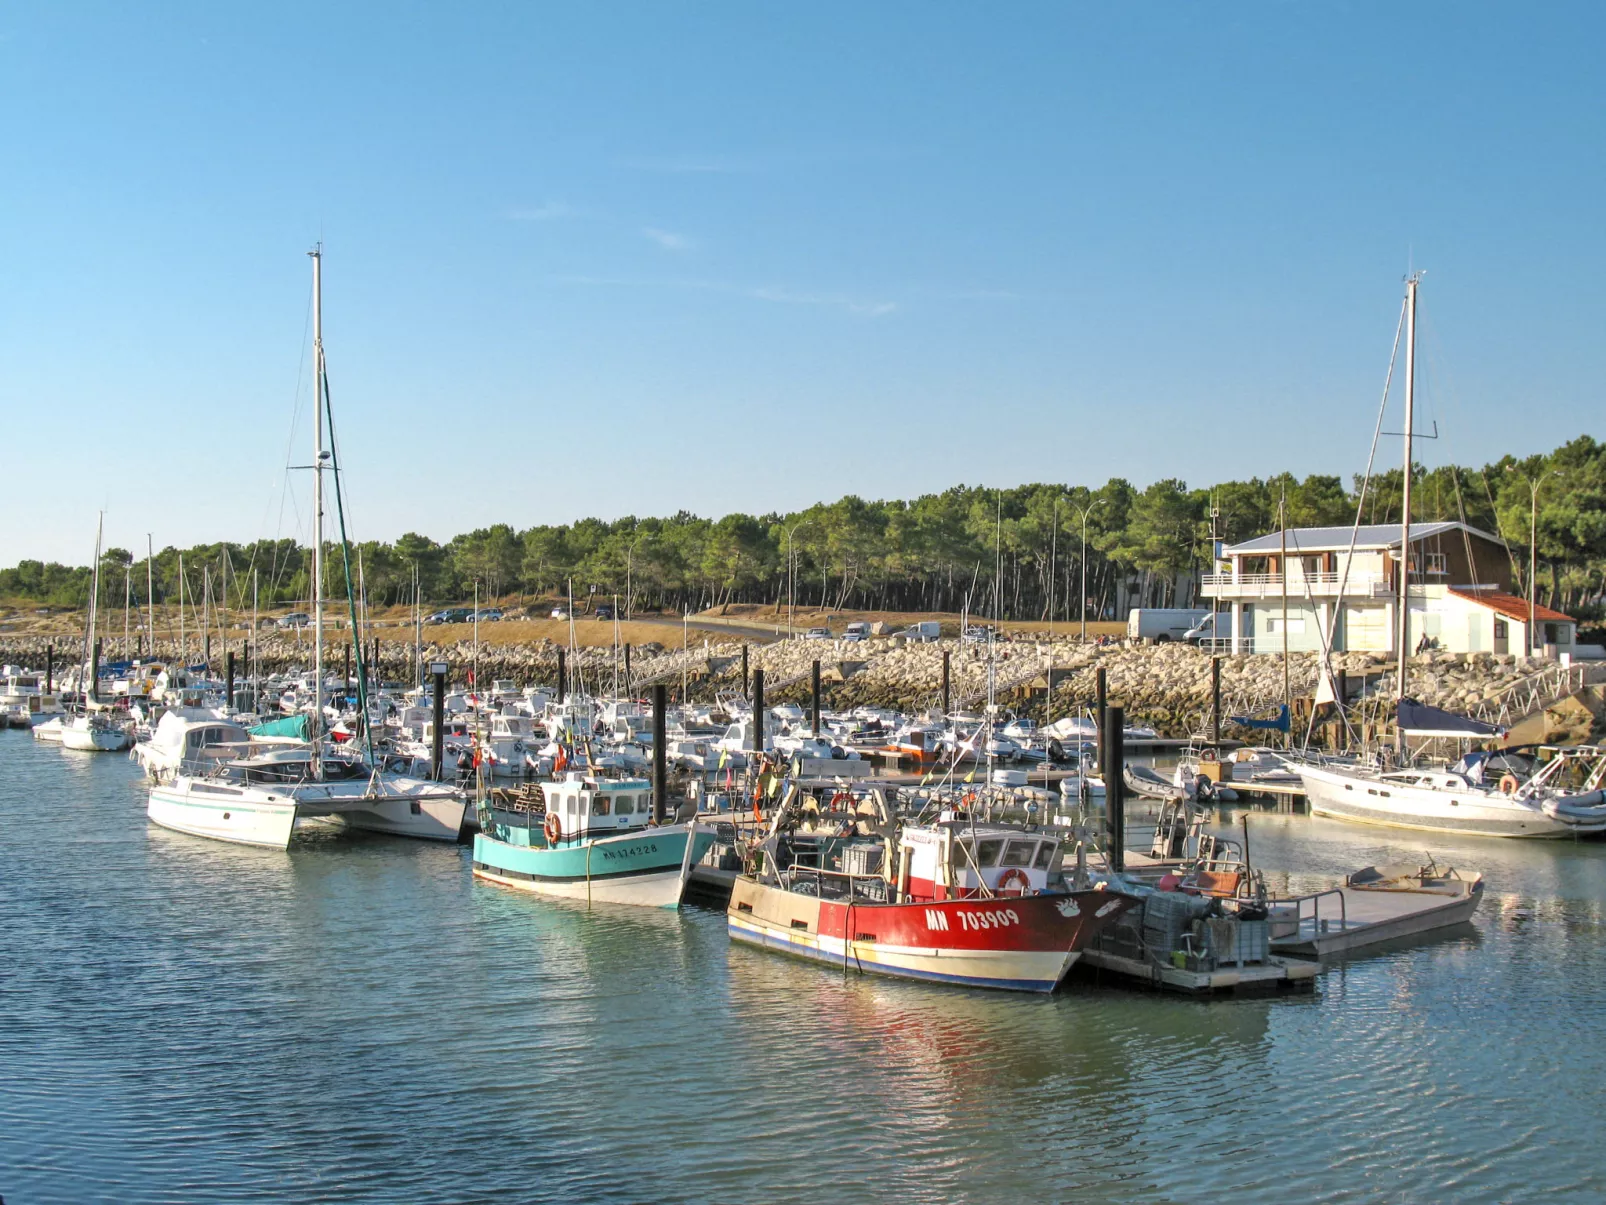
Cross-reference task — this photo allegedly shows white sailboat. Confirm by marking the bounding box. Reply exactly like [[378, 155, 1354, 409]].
[[1298, 277, 1606, 840], [61, 515, 133, 753], [147, 248, 467, 849]]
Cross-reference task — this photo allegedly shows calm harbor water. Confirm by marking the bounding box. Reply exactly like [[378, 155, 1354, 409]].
[[3, 733, 1604, 1203]]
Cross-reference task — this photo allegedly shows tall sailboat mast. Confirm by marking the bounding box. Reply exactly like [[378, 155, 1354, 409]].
[[311, 245, 326, 777], [86, 513, 104, 702], [1395, 273, 1419, 733]]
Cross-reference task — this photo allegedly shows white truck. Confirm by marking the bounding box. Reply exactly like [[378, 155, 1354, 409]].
[[1126, 608, 1210, 644]]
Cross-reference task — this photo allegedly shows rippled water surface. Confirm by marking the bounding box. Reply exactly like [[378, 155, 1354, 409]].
[[3, 734, 1605, 1203]]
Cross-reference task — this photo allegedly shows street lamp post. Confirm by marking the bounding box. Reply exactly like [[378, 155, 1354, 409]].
[[1507, 465, 1561, 657], [624, 523, 644, 622], [1073, 501, 1103, 641], [785, 520, 814, 639], [1048, 498, 1059, 640]]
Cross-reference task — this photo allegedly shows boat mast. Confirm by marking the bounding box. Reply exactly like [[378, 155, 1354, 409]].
[[311, 245, 326, 778], [1395, 273, 1419, 747], [145, 534, 154, 661], [86, 513, 103, 702]]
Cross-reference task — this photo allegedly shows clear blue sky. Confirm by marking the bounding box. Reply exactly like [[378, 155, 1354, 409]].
[[3, 2, 1601, 564]]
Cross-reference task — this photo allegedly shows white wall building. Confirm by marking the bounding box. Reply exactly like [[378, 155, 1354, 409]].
[[1202, 522, 1576, 658]]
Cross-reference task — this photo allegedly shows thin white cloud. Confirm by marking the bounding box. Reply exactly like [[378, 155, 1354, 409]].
[[618, 155, 751, 175], [750, 286, 896, 316], [507, 201, 577, 221], [551, 273, 895, 318], [642, 227, 693, 252]]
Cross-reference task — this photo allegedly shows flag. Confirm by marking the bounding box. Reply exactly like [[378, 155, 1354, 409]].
[[920, 769, 933, 785], [964, 767, 975, 783], [718, 748, 729, 770]]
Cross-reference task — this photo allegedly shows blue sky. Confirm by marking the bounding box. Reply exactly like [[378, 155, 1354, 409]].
[[2, 2, 1602, 564]]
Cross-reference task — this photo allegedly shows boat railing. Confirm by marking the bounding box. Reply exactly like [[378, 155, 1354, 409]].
[[783, 865, 889, 904], [1284, 887, 1348, 935]]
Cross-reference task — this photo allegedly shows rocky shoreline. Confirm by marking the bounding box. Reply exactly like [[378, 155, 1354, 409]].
[[3, 631, 1572, 738]]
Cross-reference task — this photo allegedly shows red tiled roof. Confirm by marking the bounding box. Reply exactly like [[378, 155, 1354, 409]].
[[1449, 589, 1573, 624]]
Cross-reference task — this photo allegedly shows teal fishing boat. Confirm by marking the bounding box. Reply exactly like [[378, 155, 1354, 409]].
[[472, 773, 716, 908]]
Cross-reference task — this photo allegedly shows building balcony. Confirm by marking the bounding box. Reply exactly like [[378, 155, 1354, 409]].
[[1201, 572, 1390, 600]]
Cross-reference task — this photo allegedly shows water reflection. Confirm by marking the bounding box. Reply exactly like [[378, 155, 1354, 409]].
[[5, 731, 1606, 1203]]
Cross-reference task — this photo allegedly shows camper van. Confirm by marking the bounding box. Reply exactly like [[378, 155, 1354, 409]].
[[1126, 608, 1210, 644]]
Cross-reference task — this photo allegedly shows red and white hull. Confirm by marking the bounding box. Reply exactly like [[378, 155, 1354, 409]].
[[728, 878, 1137, 993]]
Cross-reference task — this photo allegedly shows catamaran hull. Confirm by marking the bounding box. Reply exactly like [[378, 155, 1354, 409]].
[[335, 797, 467, 842], [1300, 765, 1587, 839], [472, 824, 715, 909], [727, 880, 1137, 993], [147, 784, 299, 849], [61, 728, 130, 752]]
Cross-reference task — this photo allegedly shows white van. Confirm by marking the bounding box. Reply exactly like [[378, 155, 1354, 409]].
[[1126, 608, 1210, 644], [1182, 612, 1244, 647], [898, 621, 941, 643]]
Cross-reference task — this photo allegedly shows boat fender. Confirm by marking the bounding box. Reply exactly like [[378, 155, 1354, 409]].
[[543, 812, 562, 844], [1499, 773, 1519, 796]]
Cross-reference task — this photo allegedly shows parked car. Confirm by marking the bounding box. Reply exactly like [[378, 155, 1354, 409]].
[[277, 612, 310, 630], [425, 607, 473, 625], [475, 608, 504, 622], [550, 607, 570, 620], [594, 604, 614, 621], [897, 620, 942, 643], [841, 621, 870, 642], [804, 627, 833, 641]]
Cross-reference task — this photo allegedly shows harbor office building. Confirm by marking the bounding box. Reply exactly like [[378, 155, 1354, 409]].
[[1202, 522, 1577, 658]]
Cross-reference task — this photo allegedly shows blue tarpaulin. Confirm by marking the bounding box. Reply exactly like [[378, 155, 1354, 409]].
[[1228, 704, 1290, 732], [249, 714, 314, 741]]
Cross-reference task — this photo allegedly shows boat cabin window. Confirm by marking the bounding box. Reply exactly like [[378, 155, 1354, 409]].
[[974, 838, 1004, 867], [615, 795, 635, 816], [1000, 840, 1036, 868], [594, 796, 612, 816], [1033, 842, 1058, 870]]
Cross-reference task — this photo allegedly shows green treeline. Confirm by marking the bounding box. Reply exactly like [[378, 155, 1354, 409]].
[[6, 435, 1603, 622]]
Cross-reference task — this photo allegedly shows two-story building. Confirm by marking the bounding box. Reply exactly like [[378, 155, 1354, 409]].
[[1201, 521, 1576, 658]]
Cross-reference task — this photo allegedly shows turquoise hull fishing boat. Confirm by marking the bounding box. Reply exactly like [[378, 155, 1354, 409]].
[[473, 774, 716, 908]]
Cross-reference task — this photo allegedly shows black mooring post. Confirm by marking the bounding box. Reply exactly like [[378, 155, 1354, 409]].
[[91, 639, 102, 702], [556, 649, 567, 704], [343, 644, 351, 695], [652, 683, 668, 823], [204, 632, 211, 671], [1211, 656, 1222, 751], [742, 644, 749, 700], [751, 669, 765, 759], [624, 643, 631, 680], [941, 649, 951, 716], [1105, 703, 1125, 873], [46, 645, 54, 693], [811, 659, 822, 737], [1335, 669, 1349, 750], [431, 665, 447, 781], [226, 650, 236, 712], [1095, 665, 1108, 764]]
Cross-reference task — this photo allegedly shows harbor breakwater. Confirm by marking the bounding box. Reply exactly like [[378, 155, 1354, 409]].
[[4, 631, 1584, 739]]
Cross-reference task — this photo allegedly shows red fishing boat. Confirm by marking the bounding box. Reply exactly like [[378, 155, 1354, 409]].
[[728, 792, 1136, 992]]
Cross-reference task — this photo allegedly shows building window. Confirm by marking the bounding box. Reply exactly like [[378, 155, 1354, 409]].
[[1425, 552, 1448, 575], [1266, 616, 1306, 635], [1494, 619, 1509, 639]]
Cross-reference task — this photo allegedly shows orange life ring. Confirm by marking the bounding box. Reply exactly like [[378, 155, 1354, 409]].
[[1498, 773, 1520, 797], [543, 812, 562, 844], [830, 790, 853, 810], [1199, 748, 1218, 763], [962, 790, 978, 807], [997, 867, 1032, 896]]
